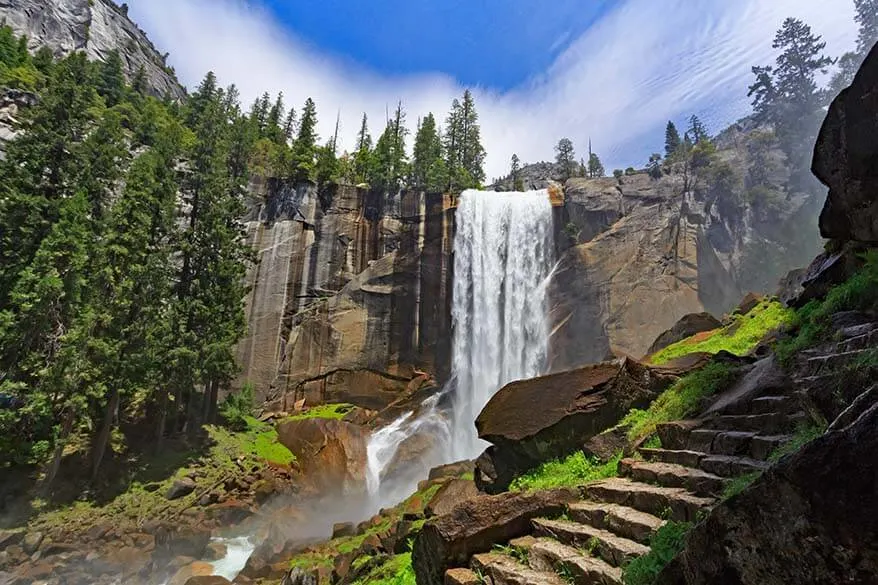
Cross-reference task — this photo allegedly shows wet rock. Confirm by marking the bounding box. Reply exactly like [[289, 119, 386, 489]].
[[582, 425, 631, 461], [22, 531, 44, 554], [813, 43, 878, 243], [0, 529, 24, 550], [647, 313, 723, 356], [281, 567, 318, 585], [381, 431, 439, 487], [276, 418, 368, 497], [735, 292, 763, 315], [168, 562, 214, 585], [425, 479, 479, 518], [166, 477, 197, 500], [474, 358, 677, 493], [332, 522, 356, 539], [428, 461, 475, 481], [203, 541, 227, 561], [781, 243, 866, 308], [412, 488, 579, 585], [657, 401, 878, 584]]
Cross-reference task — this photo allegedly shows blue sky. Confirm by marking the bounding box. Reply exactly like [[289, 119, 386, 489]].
[[130, 0, 857, 179], [259, 0, 613, 91]]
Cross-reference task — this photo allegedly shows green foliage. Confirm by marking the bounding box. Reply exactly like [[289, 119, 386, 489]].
[[0, 26, 41, 90], [621, 363, 737, 443], [721, 471, 761, 500], [219, 383, 255, 431], [776, 250, 878, 363], [650, 300, 795, 365], [510, 451, 622, 492], [555, 138, 577, 181], [284, 403, 354, 421], [444, 90, 486, 191], [349, 553, 416, 585], [622, 522, 693, 585], [613, 169, 624, 179], [208, 416, 294, 466], [665, 121, 682, 158], [768, 423, 825, 463]]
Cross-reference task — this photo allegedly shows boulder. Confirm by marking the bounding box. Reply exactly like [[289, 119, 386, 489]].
[[780, 244, 866, 308], [381, 432, 439, 486], [168, 562, 214, 585], [203, 542, 227, 561], [657, 401, 878, 584], [281, 568, 318, 585], [331, 523, 356, 539], [646, 313, 723, 356], [474, 358, 677, 493], [185, 577, 233, 585], [813, 42, 878, 243], [276, 418, 368, 496], [21, 531, 43, 554], [735, 292, 763, 315], [411, 488, 579, 585], [428, 461, 474, 481], [424, 479, 480, 518], [166, 478, 197, 500]]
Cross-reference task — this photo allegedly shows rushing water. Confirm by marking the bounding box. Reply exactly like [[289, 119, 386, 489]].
[[364, 189, 554, 494], [209, 536, 256, 581], [448, 189, 554, 460]]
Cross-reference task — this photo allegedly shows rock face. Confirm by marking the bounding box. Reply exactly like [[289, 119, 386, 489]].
[[474, 358, 677, 493], [412, 488, 579, 585], [657, 402, 878, 585], [550, 123, 823, 369], [813, 42, 878, 243], [0, 0, 185, 99], [237, 181, 454, 407], [276, 417, 368, 497], [647, 313, 723, 356]]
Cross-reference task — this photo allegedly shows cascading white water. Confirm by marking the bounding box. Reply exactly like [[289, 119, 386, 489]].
[[449, 189, 554, 460]]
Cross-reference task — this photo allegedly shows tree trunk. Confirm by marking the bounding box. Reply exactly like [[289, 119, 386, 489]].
[[186, 387, 201, 438], [41, 408, 75, 494], [91, 387, 120, 483], [155, 387, 168, 453]]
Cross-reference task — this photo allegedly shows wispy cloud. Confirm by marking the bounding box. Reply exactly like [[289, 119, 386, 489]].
[[129, 0, 856, 178]]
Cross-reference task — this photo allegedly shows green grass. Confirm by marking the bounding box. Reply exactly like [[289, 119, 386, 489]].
[[510, 451, 622, 492], [284, 403, 355, 421], [721, 471, 761, 500], [622, 521, 692, 585], [349, 553, 416, 585], [776, 250, 878, 363], [651, 300, 795, 365], [769, 424, 825, 463], [619, 362, 737, 443], [208, 416, 294, 466]]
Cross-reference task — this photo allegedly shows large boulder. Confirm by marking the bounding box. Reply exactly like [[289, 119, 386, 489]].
[[779, 243, 866, 308], [424, 479, 480, 518], [474, 358, 677, 493], [657, 401, 878, 585], [411, 488, 579, 585], [646, 313, 723, 356], [813, 42, 878, 243], [276, 418, 368, 496]]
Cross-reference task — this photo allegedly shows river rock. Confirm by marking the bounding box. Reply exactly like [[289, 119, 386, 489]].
[[424, 479, 479, 518], [411, 488, 579, 585], [166, 477, 197, 500], [168, 562, 215, 585], [474, 358, 677, 493], [203, 541, 227, 561], [646, 312, 723, 356], [813, 42, 878, 243], [21, 531, 43, 555], [276, 418, 368, 496], [657, 401, 878, 584]]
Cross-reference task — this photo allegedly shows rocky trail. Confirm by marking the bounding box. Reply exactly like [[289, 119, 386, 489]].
[[430, 350, 841, 585]]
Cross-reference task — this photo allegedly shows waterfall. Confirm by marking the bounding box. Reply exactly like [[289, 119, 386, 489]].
[[449, 189, 554, 459]]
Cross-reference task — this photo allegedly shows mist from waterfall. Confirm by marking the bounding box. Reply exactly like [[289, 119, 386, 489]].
[[449, 189, 554, 460]]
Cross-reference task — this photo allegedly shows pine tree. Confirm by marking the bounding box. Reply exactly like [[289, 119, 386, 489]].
[[352, 113, 374, 185], [443, 91, 486, 191], [411, 112, 445, 191], [748, 18, 833, 173], [266, 92, 286, 143], [665, 121, 682, 158], [588, 151, 605, 179], [647, 153, 663, 180], [373, 103, 409, 191], [510, 153, 524, 191], [291, 97, 318, 183], [555, 138, 577, 181], [855, 0, 878, 55], [97, 49, 125, 107], [687, 115, 709, 143]]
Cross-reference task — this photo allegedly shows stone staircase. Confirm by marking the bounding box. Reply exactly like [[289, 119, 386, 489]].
[[443, 375, 811, 585]]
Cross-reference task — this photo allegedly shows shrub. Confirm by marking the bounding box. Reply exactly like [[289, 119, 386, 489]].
[[219, 383, 254, 431], [625, 167, 637, 176], [613, 169, 624, 179], [623, 521, 692, 585]]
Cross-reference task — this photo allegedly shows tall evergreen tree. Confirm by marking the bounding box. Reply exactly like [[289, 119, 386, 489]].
[[687, 115, 709, 144], [443, 91, 486, 191], [855, 0, 878, 55], [510, 153, 523, 191], [411, 113, 445, 191], [555, 138, 577, 181], [291, 97, 319, 183], [96, 49, 125, 107], [351, 113, 374, 185], [587, 152, 605, 179], [374, 102, 409, 191], [665, 121, 682, 158]]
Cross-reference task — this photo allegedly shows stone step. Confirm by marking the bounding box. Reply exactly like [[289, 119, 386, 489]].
[[567, 501, 664, 544], [685, 429, 791, 460], [526, 537, 623, 585], [532, 518, 649, 567], [840, 329, 878, 352], [804, 350, 869, 376], [471, 552, 565, 585], [583, 478, 714, 523], [702, 413, 792, 434], [445, 567, 482, 585], [749, 395, 795, 415], [637, 448, 768, 478], [697, 454, 770, 477], [656, 420, 701, 450], [619, 459, 726, 497]]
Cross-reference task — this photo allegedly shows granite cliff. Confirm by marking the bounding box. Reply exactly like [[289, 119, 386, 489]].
[[0, 0, 185, 99]]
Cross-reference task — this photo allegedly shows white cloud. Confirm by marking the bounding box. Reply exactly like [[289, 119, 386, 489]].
[[129, 0, 856, 179]]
